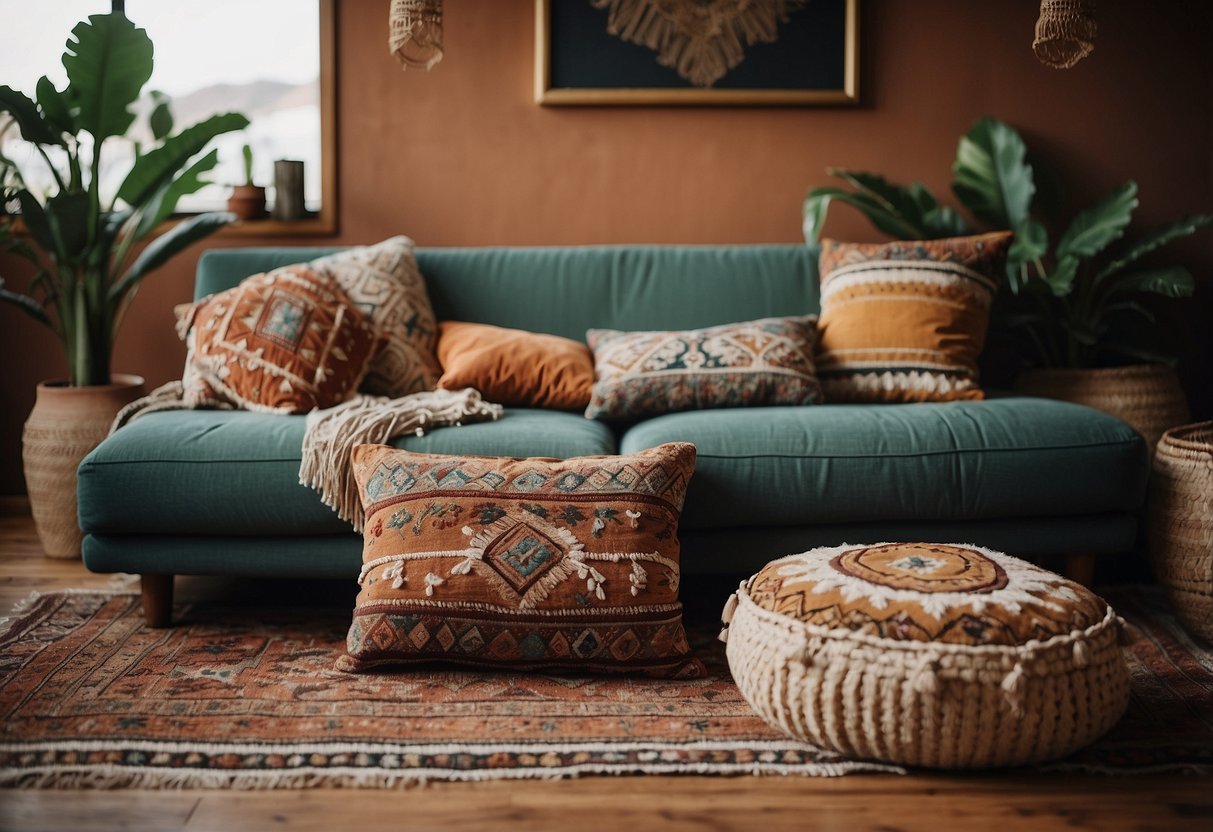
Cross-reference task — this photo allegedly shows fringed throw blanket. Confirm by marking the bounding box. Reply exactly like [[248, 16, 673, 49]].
[[300, 389, 502, 531], [112, 384, 502, 532]]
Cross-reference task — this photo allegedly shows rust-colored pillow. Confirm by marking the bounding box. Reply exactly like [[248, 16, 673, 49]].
[[338, 442, 705, 678], [177, 265, 381, 414], [817, 232, 1012, 403], [436, 321, 594, 411]]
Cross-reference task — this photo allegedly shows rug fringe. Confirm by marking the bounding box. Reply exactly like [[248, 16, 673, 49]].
[[0, 587, 138, 639], [0, 758, 900, 790]]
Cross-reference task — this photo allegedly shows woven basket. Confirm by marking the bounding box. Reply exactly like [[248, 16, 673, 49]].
[[1014, 365, 1190, 454], [1149, 421, 1213, 643], [722, 548, 1131, 769]]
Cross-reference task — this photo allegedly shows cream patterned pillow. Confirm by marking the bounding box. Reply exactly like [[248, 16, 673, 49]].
[[585, 316, 821, 420], [310, 236, 441, 396]]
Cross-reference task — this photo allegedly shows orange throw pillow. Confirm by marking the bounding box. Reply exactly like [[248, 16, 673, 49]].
[[436, 321, 594, 411], [816, 232, 1013, 403], [177, 265, 381, 414]]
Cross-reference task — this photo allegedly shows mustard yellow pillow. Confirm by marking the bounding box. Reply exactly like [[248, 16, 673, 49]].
[[817, 232, 1012, 403]]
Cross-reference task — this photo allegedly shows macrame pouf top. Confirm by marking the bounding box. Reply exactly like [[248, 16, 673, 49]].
[[720, 543, 1130, 768]]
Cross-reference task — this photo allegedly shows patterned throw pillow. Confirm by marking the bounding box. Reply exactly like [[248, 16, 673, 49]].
[[816, 232, 1013, 403], [177, 265, 381, 414], [339, 442, 705, 678], [585, 316, 821, 421], [436, 321, 595, 411], [310, 236, 441, 397]]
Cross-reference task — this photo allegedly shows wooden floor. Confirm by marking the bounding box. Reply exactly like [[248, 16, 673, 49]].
[[1, 511, 1211, 832]]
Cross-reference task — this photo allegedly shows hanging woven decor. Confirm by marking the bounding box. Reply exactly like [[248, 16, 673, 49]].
[[592, 0, 806, 88], [1033, 0, 1097, 69], [390, 0, 444, 71]]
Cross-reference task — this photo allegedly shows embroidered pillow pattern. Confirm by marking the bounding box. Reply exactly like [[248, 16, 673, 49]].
[[585, 315, 821, 421], [310, 236, 441, 397], [816, 232, 1013, 403], [339, 442, 705, 678], [177, 265, 380, 414]]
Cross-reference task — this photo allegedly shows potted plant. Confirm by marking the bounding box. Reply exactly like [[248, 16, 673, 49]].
[[226, 143, 266, 220], [0, 11, 248, 556], [804, 117, 1212, 450]]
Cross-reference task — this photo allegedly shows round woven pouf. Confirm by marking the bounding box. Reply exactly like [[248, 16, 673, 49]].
[[721, 543, 1131, 769]]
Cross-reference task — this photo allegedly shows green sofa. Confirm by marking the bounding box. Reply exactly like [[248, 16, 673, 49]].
[[78, 245, 1149, 624]]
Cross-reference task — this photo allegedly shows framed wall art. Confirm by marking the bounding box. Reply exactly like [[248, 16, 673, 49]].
[[534, 0, 859, 106]]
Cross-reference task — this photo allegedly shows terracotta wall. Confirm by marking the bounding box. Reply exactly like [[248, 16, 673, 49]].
[[2, 0, 1211, 495]]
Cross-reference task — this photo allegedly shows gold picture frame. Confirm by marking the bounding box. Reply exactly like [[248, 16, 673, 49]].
[[534, 0, 859, 106]]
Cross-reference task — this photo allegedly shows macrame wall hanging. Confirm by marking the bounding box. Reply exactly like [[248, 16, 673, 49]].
[[591, 0, 807, 88], [1033, 0, 1097, 69], [389, 0, 444, 71]]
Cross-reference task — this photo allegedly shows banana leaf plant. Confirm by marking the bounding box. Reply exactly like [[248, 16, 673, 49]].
[[0, 12, 248, 387], [802, 116, 1212, 369]]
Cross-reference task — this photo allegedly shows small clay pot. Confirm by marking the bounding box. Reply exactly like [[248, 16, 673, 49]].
[[227, 184, 267, 220]]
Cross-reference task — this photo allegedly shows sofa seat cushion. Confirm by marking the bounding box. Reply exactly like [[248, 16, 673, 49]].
[[617, 397, 1147, 531], [78, 408, 617, 536]]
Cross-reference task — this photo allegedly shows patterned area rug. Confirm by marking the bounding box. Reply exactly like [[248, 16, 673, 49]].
[[0, 584, 1208, 788]]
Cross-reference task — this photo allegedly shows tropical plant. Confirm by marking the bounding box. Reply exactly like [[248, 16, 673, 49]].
[[0, 12, 248, 387], [802, 117, 1212, 369]]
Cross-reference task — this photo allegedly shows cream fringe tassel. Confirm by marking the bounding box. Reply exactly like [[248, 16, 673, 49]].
[[300, 388, 503, 532]]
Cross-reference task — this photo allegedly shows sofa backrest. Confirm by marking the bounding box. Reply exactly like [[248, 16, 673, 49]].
[[196, 244, 820, 340]]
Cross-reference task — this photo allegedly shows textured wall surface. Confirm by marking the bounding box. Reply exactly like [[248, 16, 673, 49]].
[[2, 0, 1210, 494]]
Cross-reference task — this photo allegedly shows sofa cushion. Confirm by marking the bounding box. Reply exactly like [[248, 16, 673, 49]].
[[617, 397, 1147, 531], [78, 409, 617, 536]]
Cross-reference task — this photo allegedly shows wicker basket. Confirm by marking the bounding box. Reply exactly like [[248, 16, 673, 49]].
[[721, 544, 1131, 769], [1149, 421, 1213, 643], [1014, 365, 1190, 454]]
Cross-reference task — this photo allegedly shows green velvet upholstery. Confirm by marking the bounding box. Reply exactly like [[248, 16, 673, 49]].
[[617, 398, 1147, 530], [197, 245, 821, 340], [78, 408, 616, 535]]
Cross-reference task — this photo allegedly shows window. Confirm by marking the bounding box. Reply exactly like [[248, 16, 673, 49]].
[[0, 0, 336, 234]]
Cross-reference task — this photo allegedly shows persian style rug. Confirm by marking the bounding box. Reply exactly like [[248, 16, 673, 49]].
[[0, 584, 1208, 788]]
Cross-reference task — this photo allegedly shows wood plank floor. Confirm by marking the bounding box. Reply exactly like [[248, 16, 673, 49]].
[[1, 512, 1211, 832]]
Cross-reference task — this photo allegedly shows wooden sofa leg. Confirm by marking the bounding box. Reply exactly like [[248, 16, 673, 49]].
[[141, 574, 174, 628], [1064, 553, 1096, 588]]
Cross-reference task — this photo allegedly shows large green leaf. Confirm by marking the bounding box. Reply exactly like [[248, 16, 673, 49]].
[[0, 85, 63, 146], [44, 191, 92, 260], [831, 170, 930, 227], [109, 212, 235, 304], [1094, 214, 1213, 282], [1103, 267, 1196, 300], [803, 187, 925, 241], [1055, 182, 1138, 261], [115, 112, 248, 209], [133, 149, 220, 239], [35, 76, 75, 136], [16, 191, 54, 253], [0, 279, 52, 326], [951, 117, 1035, 230], [62, 13, 153, 141], [922, 204, 973, 238]]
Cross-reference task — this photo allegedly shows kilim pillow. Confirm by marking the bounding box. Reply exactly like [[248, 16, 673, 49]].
[[338, 442, 705, 678], [436, 321, 595, 411], [309, 236, 442, 396], [816, 232, 1013, 403], [177, 265, 381, 414], [584, 316, 821, 421]]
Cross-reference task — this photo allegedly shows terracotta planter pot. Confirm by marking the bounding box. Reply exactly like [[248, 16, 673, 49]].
[[226, 185, 267, 220], [1014, 365, 1191, 454], [22, 375, 146, 559]]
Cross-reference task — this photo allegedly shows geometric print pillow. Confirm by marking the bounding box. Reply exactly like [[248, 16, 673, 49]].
[[177, 265, 381, 414], [309, 236, 441, 397], [338, 442, 706, 678], [816, 232, 1013, 403], [585, 315, 822, 421]]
